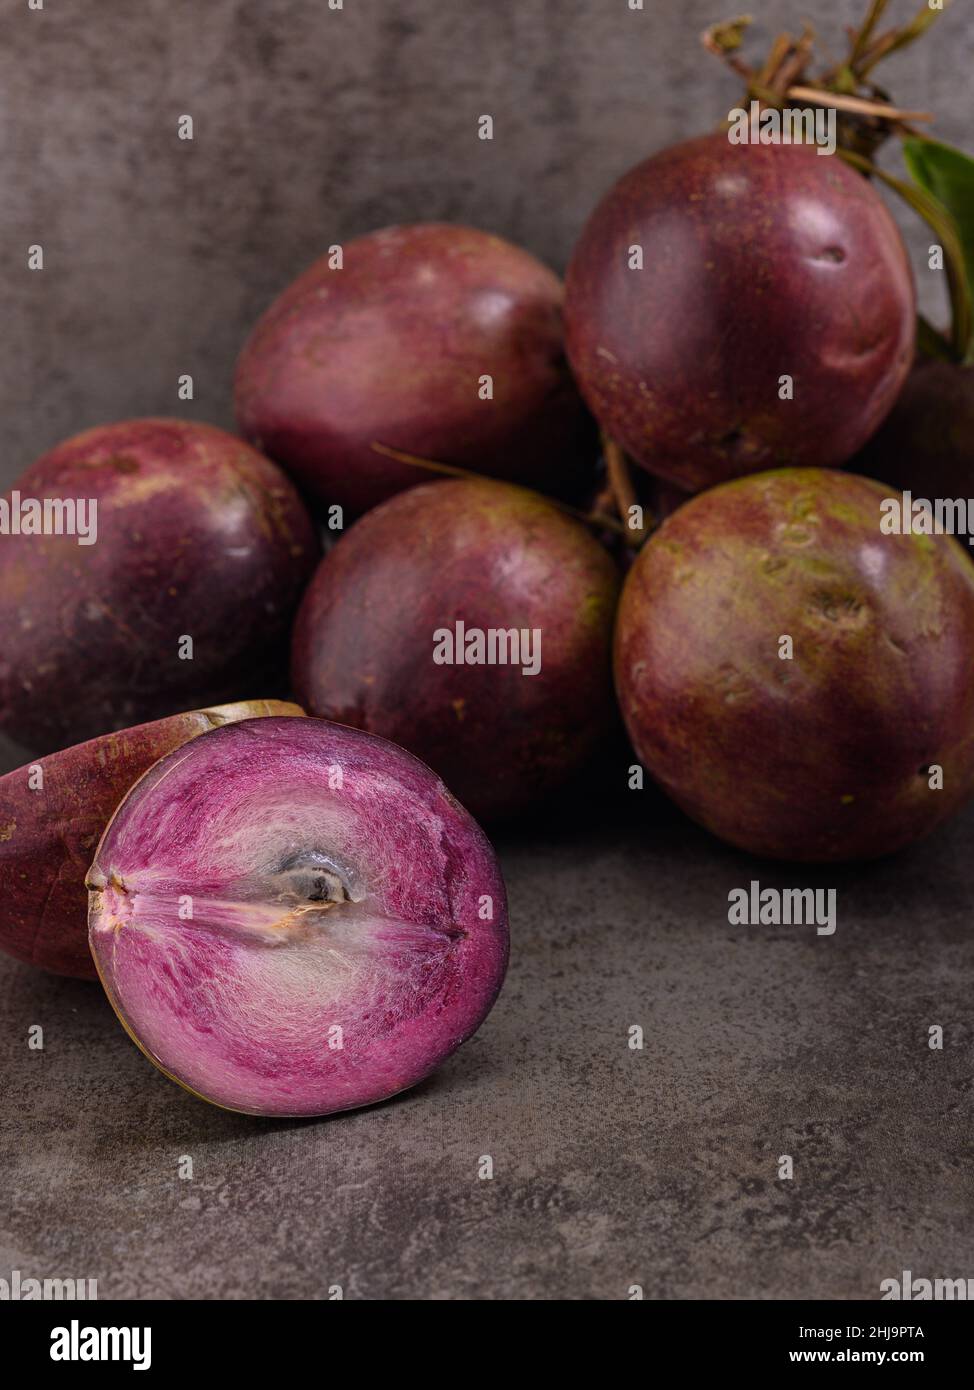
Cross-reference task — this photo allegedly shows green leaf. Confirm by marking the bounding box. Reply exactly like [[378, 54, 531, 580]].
[[903, 137, 974, 357], [841, 146, 972, 361]]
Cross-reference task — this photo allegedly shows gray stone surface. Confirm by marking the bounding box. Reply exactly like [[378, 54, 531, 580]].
[[1, 0, 973, 1301]]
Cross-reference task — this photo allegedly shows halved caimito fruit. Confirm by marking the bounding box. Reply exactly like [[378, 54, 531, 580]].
[[0, 700, 304, 979], [87, 716, 509, 1117]]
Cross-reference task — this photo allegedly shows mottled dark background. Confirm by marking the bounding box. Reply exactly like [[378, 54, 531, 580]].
[[2, 0, 973, 1302]]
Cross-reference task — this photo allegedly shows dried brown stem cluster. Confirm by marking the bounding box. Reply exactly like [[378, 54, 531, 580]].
[[702, 1, 948, 158]]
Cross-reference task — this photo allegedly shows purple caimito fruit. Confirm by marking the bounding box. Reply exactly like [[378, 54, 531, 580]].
[[234, 223, 595, 515], [290, 478, 621, 821], [565, 134, 915, 492], [87, 717, 508, 1117], [855, 359, 974, 550], [615, 468, 974, 861], [0, 419, 317, 752], [0, 700, 302, 980]]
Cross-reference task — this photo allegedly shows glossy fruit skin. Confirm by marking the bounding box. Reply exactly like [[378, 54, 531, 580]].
[[856, 359, 974, 549], [0, 701, 303, 979], [0, 420, 317, 752], [291, 479, 620, 820], [235, 223, 595, 516], [87, 716, 509, 1117], [565, 133, 916, 493], [615, 468, 974, 861]]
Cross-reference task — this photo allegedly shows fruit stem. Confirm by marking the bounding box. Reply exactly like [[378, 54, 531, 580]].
[[704, 0, 948, 156], [370, 442, 632, 539], [847, 0, 891, 70], [851, 0, 951, 81], [838, 148, 972, 360], [785, 86, 931, 124], [602, 435, 651, 547], [700, 16, 755, 80], [705, 1, 964, 357]]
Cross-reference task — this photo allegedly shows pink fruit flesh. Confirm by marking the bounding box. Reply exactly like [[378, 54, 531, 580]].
[[87, 717, 508, 1117], [235, 222, 596, 515], [0, 419, 318, 752], [0, 701, 304, 979], [565, 134, 915, 492]]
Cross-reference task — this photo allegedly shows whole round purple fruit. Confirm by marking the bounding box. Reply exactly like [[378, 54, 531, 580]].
[[235, 223, 595, 515], [615, 468, 974, 861], [87, 717, 508, 1117], [290, 479, 621, 820], [0, 700, 303, 979], [856, 359, 974, 549], [0, 420, 317, 752], [565, 134, 915, 493]]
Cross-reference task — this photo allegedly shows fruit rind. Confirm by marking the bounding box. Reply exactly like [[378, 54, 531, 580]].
[[0, 700, 304, 978]]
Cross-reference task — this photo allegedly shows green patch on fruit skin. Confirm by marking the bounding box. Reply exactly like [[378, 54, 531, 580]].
[[911, 532, 938, 558], [829, 502, 861, 526], [790, 495, 819, 521], [580, 589, 614, 628], [780, 524, 814, 546]]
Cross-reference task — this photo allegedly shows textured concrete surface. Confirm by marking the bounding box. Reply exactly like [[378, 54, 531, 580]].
[[2, 0, 973, 1301], [1, 767, 972, 1300]]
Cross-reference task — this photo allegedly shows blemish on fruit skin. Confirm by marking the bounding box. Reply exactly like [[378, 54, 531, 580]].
[[0, 821, 15, 841], [97, 453, 140, 474], [780, 524, 813, 546], [451, 698, 466, 722], [580, 590, 610, 626]]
